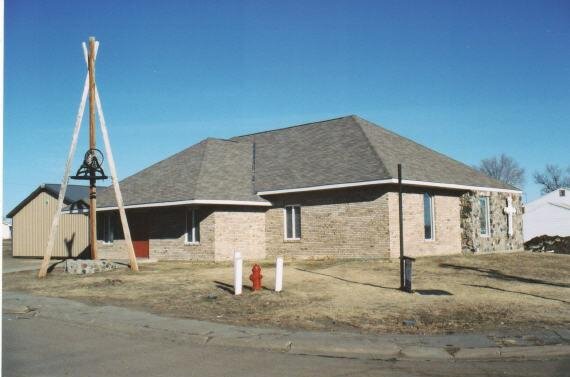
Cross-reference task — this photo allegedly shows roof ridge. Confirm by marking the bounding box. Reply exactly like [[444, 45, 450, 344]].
[[204, 137, 241, 143], [193, 138, 211, 198], [232, 115, 356, 139], [352, 116, 392, 179], [356, 117, 519, 191]]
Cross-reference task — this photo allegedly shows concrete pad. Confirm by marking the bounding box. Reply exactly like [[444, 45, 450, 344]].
[[289, 335, 401, 359], [454, 347, 502, 360], [500, 345, 570, 359], [207, 334, 292, 352], [400, 346, 453, 360]]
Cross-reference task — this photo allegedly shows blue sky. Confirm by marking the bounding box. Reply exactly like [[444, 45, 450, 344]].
[[4, 0, 570, 215]]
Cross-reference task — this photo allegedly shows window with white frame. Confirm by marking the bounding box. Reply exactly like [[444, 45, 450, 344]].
[[284, 205, 301, 240], [423, 193, 434, 240], [185, 208, 200, 244], [479, 197, 490, 236]]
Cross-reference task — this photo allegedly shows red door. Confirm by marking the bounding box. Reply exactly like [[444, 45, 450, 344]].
[[130, 214, 149, 258]]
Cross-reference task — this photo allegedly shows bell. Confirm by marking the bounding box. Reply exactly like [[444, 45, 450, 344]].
[[70, 148, 108, 180]]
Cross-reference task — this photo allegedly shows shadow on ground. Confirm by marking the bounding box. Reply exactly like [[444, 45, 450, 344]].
[[213, 280, 272, 295], [439, 263, 570, 288], [294, 268, 399, 291], [463, 283, 570, 305]]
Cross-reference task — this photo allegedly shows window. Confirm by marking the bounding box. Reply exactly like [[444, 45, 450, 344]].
[[284, 205, 301, 240], [560, 189, 566, 197], [97, 213, 114, 244], [423, 193, 434, 240], [479, 197, 490, 236], [185, 208, 200, 244]]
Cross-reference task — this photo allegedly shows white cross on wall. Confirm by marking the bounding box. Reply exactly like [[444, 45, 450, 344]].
[[503, 196, 517, 237]]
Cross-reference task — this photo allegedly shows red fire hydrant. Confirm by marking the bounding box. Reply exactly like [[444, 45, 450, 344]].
[[250, 264, 263, 291]]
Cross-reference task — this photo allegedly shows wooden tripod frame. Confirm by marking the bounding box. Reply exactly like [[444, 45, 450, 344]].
[[38, 37, 139, 278]]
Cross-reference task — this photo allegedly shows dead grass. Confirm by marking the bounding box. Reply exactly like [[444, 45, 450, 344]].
[[4, 252, 569, 334]]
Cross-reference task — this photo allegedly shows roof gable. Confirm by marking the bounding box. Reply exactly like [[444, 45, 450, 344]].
[[97, 138, 266, 208], [7, 184, 90, 218]]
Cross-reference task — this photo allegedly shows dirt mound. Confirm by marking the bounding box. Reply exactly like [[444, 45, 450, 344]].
[[524, 235, 570, 254]]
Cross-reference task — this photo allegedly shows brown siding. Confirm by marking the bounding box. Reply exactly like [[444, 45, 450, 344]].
[[12, 192, 89, 257], [264, 187, 391, 259]]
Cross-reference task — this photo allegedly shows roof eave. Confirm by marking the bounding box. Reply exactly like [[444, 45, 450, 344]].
[[257, 179, 523, 196], [96, 198, 272, 211]]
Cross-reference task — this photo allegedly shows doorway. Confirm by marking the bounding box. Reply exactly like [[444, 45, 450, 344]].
[[129, 213, 149, 258]]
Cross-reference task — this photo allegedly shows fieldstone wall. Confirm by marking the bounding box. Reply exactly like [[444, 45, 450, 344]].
[[460, 191, 524, 253], [264, 187, 391, 260], [387, 188, 462, 258], [65, 259, 122, 274]]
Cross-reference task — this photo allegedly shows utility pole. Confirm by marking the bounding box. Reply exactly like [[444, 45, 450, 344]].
[[398, 164, 404, 290], [88, 37, 97, 260]]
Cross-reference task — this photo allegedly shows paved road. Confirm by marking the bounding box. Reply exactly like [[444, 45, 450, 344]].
[[4, 310, 569, 377]]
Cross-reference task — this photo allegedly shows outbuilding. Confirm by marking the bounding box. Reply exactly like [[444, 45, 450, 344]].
[[7, 184, 90, 258]]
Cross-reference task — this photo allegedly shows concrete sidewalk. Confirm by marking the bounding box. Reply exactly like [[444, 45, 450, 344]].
[[3, 291, 569, 361]]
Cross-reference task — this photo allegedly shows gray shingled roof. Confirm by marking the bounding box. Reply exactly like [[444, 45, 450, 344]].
[[7, 184, 90, 218], [97, 115, 516, 208], [233, 115, 517, 192], [98, 138, 264, 208]]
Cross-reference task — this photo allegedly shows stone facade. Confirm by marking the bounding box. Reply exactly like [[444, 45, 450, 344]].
[[96, 187, 523, 262], [264, 187, 391, 259], [65, 259, 122, 275], [387, 188, 462, 258], [460, 191, 524, 253]]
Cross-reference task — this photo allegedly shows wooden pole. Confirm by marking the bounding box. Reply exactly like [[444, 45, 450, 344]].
[[398, 164, 405, 290], [94, 85, 139, 272], [88, 37, 98, 260], [38, 74, 90, 278]]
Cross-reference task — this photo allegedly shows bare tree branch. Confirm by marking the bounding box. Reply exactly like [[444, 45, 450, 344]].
[[533, 164, 570, 194], [475, 154, 525, 188]]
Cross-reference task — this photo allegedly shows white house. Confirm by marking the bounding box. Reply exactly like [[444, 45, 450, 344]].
[[523, 188, 570, 241], [3, 220, 12, 240]]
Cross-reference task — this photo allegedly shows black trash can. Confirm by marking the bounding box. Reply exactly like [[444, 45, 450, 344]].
[[402, 256, 416, 292]]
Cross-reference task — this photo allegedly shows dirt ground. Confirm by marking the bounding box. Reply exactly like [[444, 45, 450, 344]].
[[3, 252, 569, 334]]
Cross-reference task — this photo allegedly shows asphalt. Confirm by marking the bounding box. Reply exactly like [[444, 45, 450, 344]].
[[3, 291, 569, 362]]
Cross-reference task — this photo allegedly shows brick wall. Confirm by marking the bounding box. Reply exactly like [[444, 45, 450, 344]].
[[214, 209, 266, 261], [264, 187, 391, 259], [96, 187, 523, 262], [98, 206, 265, 262], [98, 239, 129, 260], [460, 191, 524, 253], [387, 188, 462, 258], [150, 207, 216, 261]]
